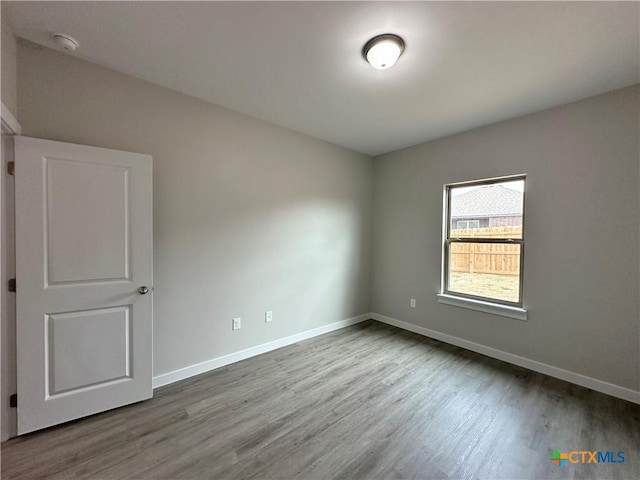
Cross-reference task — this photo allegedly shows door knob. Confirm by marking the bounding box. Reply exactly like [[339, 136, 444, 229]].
[[138, 286, 150, 295]]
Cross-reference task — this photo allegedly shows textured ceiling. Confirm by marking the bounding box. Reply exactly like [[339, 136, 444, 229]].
[[4, 1, 639, 156]]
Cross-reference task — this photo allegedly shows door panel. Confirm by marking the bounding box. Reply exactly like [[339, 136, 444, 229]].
[[47, 306, 131, 395], [46, 158, 130, 284], [15, 136, 152, 435]]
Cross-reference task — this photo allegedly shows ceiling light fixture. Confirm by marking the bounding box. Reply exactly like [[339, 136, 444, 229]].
[[363, 34, 405, 70]]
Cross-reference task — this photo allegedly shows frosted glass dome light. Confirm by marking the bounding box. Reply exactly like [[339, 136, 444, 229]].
[[363, 34, 405, 70]]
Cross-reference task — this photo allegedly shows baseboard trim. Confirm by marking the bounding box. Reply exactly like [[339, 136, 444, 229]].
[[370, 313, 640, 405], [153, 311, 639, 404], [153, 313, 371, 389]]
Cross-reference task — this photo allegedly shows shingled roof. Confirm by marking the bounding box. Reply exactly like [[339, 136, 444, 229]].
[[451, 184, 523, 218]]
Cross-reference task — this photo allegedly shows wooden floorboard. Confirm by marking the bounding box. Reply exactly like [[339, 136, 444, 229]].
[[2, 320, 639, 479]]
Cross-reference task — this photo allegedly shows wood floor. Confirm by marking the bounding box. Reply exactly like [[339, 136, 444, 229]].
[[2, 320, 639, 480]]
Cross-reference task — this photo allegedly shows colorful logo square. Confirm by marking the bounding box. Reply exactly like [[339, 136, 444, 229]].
[[550, 449, 568, 467]]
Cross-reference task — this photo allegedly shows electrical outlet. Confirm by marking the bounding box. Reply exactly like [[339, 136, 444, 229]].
[[232, 317, 241, 330], [410, 298, 416, 308], [265, 311, 273, 323]]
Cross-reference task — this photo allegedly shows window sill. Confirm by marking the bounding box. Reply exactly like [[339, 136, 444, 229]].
[[436, 293, 528, 321]]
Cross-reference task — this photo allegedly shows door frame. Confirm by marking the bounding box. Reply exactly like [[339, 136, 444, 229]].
[[1, 101, 21, 441]]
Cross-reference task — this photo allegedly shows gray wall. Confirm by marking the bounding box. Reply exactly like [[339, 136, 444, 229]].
[[17, 43, 372, 377], [372, 85, 640, 391], [1, 17, 18, 114], [12, 39, 640, 399]]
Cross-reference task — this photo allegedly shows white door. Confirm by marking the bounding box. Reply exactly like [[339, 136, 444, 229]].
[[14, 136, 153, 435]]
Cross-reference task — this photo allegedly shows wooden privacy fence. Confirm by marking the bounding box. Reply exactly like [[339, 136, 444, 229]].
[[450, 226, 522, 276]]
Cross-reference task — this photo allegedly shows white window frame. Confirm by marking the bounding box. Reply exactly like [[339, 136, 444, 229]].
[[437, 174, 528, 321]]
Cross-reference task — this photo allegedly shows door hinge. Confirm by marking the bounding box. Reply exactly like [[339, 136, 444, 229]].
[[8, 278, 16, 292], [9, 394, 17, 408], [7, 161, 14, 176]]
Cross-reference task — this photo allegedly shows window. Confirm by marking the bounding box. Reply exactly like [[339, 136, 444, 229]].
[[456, 220, 480, 229], [440, 175, 526, 315]]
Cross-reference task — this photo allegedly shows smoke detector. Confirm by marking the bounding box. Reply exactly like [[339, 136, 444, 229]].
[[51, 33, 79, 52]]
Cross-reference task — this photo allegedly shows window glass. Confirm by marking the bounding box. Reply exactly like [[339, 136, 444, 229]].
[[444, 176, 525, 306]]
